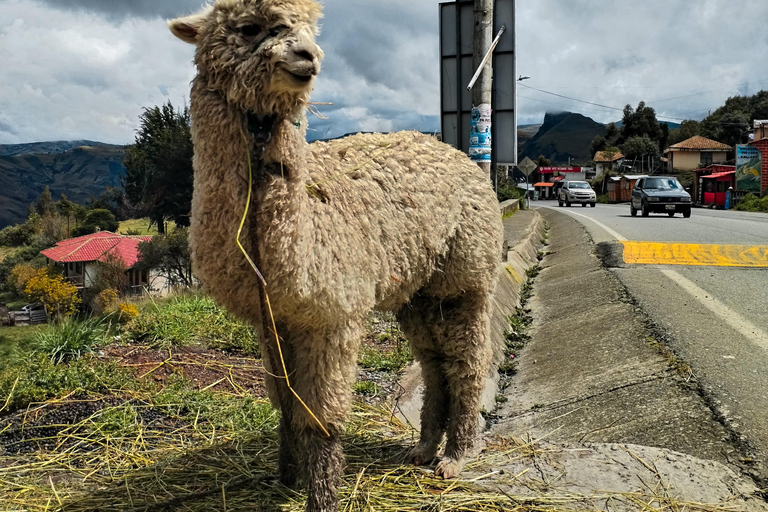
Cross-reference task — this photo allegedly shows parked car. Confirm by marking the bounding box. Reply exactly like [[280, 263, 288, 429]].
[[558, 181, 596, 207], [630, 176, 692, 218]]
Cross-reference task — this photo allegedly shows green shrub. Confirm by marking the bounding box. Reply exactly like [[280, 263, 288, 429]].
[[126, 294, 258, 353], [31, 317, 109, 364], [734, 193, 768, 212]]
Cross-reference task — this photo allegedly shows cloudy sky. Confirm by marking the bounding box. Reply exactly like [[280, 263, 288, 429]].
[[1, 0, 767, 145]]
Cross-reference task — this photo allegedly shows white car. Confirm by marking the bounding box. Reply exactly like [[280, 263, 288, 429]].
[[558, 181, 596, 207]]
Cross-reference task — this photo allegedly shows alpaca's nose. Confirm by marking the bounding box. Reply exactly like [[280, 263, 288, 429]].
[[293, 48, 316, 63]]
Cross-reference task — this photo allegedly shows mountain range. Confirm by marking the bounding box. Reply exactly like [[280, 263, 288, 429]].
[[0, 142, 127, 229], [0, 111, 625, 229]]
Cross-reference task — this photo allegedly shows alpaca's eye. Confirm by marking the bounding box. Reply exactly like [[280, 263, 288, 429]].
[[269, 25, 288, 37], [239, 24, 262, 37]]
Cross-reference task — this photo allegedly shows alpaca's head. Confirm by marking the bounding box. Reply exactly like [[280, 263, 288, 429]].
[[169, 0, 323, 116]]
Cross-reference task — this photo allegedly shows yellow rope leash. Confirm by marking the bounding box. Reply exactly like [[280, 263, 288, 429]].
[[236, 135, 330, 437]]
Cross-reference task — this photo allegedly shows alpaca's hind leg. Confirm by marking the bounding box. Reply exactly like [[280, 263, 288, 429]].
[[397, 301, 449, 466], [435, 294, 492, 479]]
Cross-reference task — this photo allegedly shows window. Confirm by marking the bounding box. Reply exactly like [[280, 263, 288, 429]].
[[700, 152, 713, 166]]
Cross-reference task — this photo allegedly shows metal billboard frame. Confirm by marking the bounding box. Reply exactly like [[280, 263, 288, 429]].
[[439, 0, 516, 167]]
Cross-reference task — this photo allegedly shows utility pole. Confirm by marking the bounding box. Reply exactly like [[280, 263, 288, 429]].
[[470, 0, 494, 181]]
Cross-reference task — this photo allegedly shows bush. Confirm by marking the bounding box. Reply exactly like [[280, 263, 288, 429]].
[[8, 264, 38, 295], [92, 288, 119, 315], [116, 302, 139, 323], [31, 317, 108, 364], [24, 268, 81, 318], [734, 193, 768, 212], [0, 246, 46, 294]]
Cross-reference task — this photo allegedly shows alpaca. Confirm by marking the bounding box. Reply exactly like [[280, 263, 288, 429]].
[[169, 1, 503, 510]]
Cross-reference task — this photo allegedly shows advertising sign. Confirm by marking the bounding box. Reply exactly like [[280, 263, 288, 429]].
[[469, 104, 492, 161], [736, 145, 762, 193], [537, 167, 582, 174]]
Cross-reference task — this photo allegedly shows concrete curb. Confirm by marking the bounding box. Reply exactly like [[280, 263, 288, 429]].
[[396, 210, 546, 429]]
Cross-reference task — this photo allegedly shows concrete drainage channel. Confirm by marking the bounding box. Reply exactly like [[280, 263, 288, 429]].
[[396, 207, 768, 511]]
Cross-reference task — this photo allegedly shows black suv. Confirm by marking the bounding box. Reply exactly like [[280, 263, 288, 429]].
[[630, 176, 692, 218]]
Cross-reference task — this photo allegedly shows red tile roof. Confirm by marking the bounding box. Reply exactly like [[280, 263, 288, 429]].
[[41, 232, 152, 268], [667, 135, 731, 151]]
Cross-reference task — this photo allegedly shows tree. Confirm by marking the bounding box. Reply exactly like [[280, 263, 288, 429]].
[[667, 120, 701, 146], [122, 102, 194, 234], [137, 227, 194, 288], [35, 187, 57, 217], [71, 209, 119, 237], [621, 135, 661, 173], [620, 102, 663, 147]]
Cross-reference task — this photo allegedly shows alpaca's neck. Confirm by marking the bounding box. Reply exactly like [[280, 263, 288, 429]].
[[190, 84, 312, 306]]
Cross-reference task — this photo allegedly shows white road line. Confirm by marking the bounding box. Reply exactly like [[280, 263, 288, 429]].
[[545, 207, 628, 241], [659, 268, 768, 350]]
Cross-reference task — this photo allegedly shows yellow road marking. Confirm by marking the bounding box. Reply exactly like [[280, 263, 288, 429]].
[[621, 242, 768, 267]]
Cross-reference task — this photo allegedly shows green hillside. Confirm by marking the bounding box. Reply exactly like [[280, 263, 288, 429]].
[[0, 144, 126, 228]]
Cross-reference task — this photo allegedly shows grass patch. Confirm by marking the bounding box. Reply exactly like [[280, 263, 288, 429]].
[[646, 336, 694, 381], [358, 343, 412, 372], [117, 218, 176, 236], [125, 293, 258, 353], [353, 380, 382, 396], [0, 353, 139, 414], [498, 264, 539, 385]]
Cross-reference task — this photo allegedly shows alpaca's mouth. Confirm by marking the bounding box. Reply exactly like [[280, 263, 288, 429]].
[[288, 71, 313, 84]]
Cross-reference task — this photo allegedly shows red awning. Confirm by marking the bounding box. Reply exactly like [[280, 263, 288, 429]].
[[701, 171, 736, 179], [533, 182, 554, 187]]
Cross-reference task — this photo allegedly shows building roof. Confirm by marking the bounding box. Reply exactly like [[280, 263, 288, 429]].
[[41, 231, 153, 268], [533, 182, 554, 187], [701, 170, 736, 179], [594, 150, 624, 162], [666, 135, 731, 152]]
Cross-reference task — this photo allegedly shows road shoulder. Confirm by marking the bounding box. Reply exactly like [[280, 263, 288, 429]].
[[487, 208, 766, 510]]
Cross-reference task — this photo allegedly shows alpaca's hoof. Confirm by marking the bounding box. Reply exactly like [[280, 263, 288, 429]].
[[434, 458, 463, 479], [405, 443, 438, 466], [279, 470, 298, 488]]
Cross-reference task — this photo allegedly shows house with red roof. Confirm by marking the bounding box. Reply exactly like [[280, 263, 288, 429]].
[[41, 231, 164, 295], [663, 136, 731, 172]]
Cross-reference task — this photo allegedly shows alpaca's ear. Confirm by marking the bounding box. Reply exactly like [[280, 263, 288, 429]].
[[168, 7, 211, 45]]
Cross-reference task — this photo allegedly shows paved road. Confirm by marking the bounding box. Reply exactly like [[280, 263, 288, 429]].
[[534, 201, 768, 473]]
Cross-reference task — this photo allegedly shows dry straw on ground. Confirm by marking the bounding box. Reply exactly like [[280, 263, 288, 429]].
[[0, 392, 740, 512]]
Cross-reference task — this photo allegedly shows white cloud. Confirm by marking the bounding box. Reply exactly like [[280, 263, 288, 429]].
[[1, 0, 767, 144]]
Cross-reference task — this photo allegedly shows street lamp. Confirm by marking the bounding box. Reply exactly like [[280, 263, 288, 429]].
[[514, 74, 530, 174]]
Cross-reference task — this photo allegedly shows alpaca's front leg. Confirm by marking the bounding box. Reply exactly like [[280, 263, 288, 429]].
[[278, 413, 299, 487], [299, 426, 343, 512], [288, 325, 361, 512]]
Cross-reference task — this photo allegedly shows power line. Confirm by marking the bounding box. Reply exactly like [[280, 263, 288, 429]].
[[518, 82, 689, 123]]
